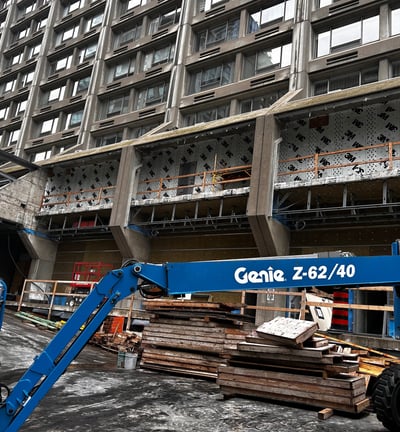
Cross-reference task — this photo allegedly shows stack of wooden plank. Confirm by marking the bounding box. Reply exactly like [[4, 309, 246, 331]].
[[140, 299, 253, 378], [217, 317, 370, 414]]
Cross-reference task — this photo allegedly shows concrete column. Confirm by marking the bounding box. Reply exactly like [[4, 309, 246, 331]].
[[247, 114, 290, 257], [289, 0, 312, 95], [247, 114, 290, 324], [19, 230, 58, 280], [109, 146, 151, 262]]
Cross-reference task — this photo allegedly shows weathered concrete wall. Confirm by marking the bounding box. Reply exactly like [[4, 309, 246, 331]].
[[0, 170, 47, 230]]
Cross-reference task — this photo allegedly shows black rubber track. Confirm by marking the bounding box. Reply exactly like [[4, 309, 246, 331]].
[[373, 364, 400, 431]]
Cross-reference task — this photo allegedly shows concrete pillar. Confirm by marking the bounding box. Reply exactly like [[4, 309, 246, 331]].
[[247, 114, 290, 257], [109, 146, 151, 262], [289, 0, 312, 95], [247, 115, 290, 324], [19, 230, 58, 280]]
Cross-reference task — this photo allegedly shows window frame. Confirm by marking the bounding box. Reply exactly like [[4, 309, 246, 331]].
[[248, 0, 294, 34], [316, 15, 380, 57], [40, 117, 59, 135], [197, 18, 239, 51]]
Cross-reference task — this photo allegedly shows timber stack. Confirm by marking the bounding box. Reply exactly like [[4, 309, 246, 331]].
[[140, 299, 253, 378], [217, 317, 371, 414]]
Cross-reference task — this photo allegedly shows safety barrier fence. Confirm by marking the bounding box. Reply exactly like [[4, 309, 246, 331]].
[[135, 164, 252, 199], [40, 185, 116, 210], [278, 141, 400, 180], [16, 279, 144, 323]]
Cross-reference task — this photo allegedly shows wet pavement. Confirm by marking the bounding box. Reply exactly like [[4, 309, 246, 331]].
[[0, 311, 388, 432]]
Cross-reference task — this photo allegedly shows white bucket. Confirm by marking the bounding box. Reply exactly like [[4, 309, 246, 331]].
[[124, 353, 138, 370]]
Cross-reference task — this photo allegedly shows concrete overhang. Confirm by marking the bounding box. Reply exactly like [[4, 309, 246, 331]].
[[271, 77, 400, 121]]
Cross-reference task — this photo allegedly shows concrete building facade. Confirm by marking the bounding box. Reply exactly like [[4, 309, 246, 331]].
[[0, 0, 399, 330]]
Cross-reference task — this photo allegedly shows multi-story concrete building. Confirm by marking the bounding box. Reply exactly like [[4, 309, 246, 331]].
[[0, 0, 399, 332]]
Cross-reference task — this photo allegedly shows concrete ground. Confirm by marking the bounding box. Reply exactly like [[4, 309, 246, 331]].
[[0, 311, 388, 432]]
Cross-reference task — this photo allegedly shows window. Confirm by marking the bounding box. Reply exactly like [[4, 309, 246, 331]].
[[72, 76, 90, 95], [17, 27, 29, 40], [317, 16, 379, 57], [27, 44, 41, 59], [243, 44, 291, 78], [63, 0, 82, 16], [48, 86, 66, 102], [78, 43, 98, 63], [131, 123, 158, 138], [10, 52, 23, 66], [96, 132, 122, 147], [198, 0, 227, 13], [319, 0, 333, 6], [2, 79, 16, 94], [136, 83, 169, 108], [143, 45, 174, 71], [393, 61, 400, 77], [313, 67, 378, 95], [67, 109, 83, 127], [86, 13, 103, 31], [40, 117, 58, 135], [122, 0, 147, 13], [185, 104, 229, 126], [7, 129, 20, 146], [50, 55, 73, 73], [115, 25, 142, 47], [148, 7, 180, 34], [24, 1, 36, 14], [248, 0, 294, 33], [111, 57, 135, 80], [191, 62, 234, 93], [33, 149, 52, 162], [34, 17, 47, 31], [240, 90, 286, 113], [16, 99, 27, 114], [105, 95, 129, 117], [21, 71, 34, 87], [392, 8, 400, 36], [57, 25, 79, 46], [197, 19, 239, 51], [0, 106, 9, 120], [0, 0, 11, 11]]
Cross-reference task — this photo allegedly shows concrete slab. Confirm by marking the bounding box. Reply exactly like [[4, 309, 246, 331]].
[[0, 311, 387, 432]]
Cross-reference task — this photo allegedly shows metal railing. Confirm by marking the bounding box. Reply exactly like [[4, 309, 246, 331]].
[[40, 186, 116, 210], [278, 141, 400, 180], [17, 279, 146, 321], [136, 165, 252, 199]]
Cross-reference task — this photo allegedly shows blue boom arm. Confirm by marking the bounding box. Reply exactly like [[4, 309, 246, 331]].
[[1, 249, 400, 431]]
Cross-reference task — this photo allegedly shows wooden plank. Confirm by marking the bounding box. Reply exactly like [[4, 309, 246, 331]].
[[219, 385, 370, 413], [217, 379, 366, 406], [142, 363, 217, 379], [236, 342, 334, 358], [256, 317, 318, 346], [318, 408, 334, 420], [218, 366, 365, 390]]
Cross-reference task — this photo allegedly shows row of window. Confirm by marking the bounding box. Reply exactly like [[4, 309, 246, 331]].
[[5, 2, 399, 77]]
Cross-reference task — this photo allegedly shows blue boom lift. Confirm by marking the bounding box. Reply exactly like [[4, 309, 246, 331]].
[[2, 243, 400, 431]]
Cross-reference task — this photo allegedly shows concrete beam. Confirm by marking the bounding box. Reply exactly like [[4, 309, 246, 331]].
[[19, 230, 58, 280], [247, 115, 290, 257], [109, 146, 151, 262]]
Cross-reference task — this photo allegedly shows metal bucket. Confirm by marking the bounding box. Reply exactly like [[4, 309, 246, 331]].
[[124, 353, 138, 370]]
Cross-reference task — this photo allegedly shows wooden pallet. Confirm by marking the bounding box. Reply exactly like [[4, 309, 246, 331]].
[[140, 300, 251, 377], [218, 366, 370, 413], [217, 318, 369, 414]]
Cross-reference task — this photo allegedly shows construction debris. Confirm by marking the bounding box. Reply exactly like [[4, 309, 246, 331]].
[[217, 317, 371, 414], [140, 299, 253, 378]]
